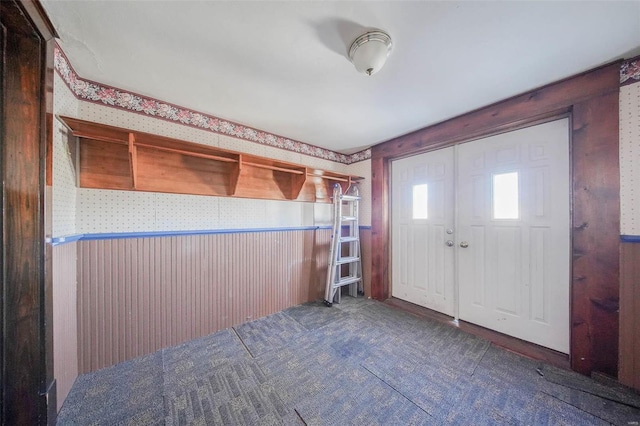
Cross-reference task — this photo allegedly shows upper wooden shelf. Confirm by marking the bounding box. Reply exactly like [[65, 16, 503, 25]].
[[57, 116, 362, 203]]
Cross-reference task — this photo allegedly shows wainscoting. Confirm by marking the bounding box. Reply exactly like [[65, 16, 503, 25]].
[[52, 242, 79, 410], [620, 241, 640, 390], [73, 227, 371, 374]]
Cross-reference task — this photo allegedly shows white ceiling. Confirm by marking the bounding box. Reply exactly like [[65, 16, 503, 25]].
[[42, 1, 640, 154]]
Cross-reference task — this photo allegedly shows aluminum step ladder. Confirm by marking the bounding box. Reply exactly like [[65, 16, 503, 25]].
[[323, 183, 363, 307]]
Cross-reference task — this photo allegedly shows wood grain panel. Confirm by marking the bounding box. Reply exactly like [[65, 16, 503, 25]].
[[136, 146, 232, 196], [52, 243, 78, 411], [571, 91, 620, 377], [79, 138, 132, 189], [370, 63, 620, 377], [60, 116, 354, 203], [1, 0, 55, 422], [360, 228, 372, 297], [620, 242, 640, 391], [77, 229, 331, 373], [370, 156, 389, 301]]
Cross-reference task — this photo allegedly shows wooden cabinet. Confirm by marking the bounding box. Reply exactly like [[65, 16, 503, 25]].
[[58, 116, 360, 202]]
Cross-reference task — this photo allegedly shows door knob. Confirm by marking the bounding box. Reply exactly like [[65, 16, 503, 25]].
[[460, 241, 469, 248], [446, 240, 454, 247]]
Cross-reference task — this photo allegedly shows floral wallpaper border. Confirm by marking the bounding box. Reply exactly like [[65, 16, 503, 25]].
[[53, 44, 371, 165], [621, 57, 640, 87]]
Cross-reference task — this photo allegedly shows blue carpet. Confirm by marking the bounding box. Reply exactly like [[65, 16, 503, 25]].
[[57, 297, 640, 425]]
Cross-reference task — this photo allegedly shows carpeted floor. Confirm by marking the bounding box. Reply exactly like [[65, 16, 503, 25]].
[[57, 297, 640, 425]]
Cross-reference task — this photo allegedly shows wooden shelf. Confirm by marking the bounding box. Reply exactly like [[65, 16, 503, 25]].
[[58, 116, 362, 203]]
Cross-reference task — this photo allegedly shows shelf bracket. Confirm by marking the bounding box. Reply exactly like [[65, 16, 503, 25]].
[[128, 133, 137, 189]]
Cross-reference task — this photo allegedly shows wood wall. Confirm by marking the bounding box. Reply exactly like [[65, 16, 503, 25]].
[[76, 227, 372, 373], [619, 242, 640, 390]]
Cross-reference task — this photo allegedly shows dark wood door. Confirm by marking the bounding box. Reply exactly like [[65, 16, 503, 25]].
[[1, 0, 56, 423]]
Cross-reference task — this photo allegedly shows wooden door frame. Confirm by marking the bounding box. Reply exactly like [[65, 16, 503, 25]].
[[1, 0, 57, 423], [371, 62, 621, 377]]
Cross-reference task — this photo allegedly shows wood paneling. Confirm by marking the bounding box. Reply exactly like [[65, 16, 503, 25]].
[[620, 242, 640, 391], [77, 229, 331, 373], [370, 62, 621, 377], [1, 0, 56, 423], [360, 228, 372, 297], [571, 91, 620, 376], [59, 116, 358, 203], [52, 243, 78, 411]]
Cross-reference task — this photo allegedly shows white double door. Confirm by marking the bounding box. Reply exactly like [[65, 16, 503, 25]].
[[391, 119, 570, 353]]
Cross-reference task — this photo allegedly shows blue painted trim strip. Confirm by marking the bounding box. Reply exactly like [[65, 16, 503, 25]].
[[51, 226, 326, 245], [621, 235, 640, 243], [50, 234, 83, 246], [51, 224, 374, 245]]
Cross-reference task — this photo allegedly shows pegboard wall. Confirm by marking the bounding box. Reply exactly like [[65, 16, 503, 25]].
[[347, 159, 372, 226], [53, 85, 360, 237], [620, 81, 640, 236], [75, 189, 309, 234], [52, 73, 79, 237]]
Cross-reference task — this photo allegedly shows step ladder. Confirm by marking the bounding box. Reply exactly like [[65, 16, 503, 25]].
[[323, 183, 363, 307]]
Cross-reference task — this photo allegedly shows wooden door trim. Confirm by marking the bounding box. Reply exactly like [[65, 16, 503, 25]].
[[371, 62, 621, 377], [1, 0, 56, 423]]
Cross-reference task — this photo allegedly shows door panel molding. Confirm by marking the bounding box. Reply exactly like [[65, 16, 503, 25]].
[[456, 119, 570, 354], [372, 63, 620, 377]]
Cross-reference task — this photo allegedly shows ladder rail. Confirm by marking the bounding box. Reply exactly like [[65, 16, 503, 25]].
[[324, 183, 363, 306]]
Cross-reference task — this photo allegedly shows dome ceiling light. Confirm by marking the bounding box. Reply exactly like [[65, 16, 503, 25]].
[[348, 30, 393, 76]]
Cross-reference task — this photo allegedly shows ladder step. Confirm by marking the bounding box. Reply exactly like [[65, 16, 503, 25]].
[[325, 183, 362, 306], [339, 236, 359, 243], [336, 256, 360, 265], [332, 276, 361, 288]]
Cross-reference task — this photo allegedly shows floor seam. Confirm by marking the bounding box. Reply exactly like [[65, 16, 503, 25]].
[[293, 408, 307, 425], [537, 390, 613, 424], [360, 363, 435, 421], [469, 342, 491, 377], [232, 326, 256, 358]]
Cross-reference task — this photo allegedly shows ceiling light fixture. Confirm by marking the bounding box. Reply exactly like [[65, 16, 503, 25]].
[[348, 30, 393, 76]]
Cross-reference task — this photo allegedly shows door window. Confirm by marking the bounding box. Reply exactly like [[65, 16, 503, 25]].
[[492, 172, 519, 219], [412, 184, 429, 219]]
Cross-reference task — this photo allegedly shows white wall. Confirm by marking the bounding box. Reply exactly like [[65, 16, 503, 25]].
[[52, 73, 79, 237], [620, 82, 640, 236]]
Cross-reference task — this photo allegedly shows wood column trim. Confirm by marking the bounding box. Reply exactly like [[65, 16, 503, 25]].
[[370, 62, 621, 377], [1, 0, 57, 423]]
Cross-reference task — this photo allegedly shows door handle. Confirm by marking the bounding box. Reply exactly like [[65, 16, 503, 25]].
[[446, 240, 454, 247], [460, 241, 469, 248]]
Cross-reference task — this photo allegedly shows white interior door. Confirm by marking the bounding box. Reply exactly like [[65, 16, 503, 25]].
[[457, 119, 570, 353], [391, 147, 455, 316], [390, 119, 570, 353]]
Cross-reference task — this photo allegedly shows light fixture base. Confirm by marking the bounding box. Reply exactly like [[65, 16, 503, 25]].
[[348, 30, 393, 76]]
